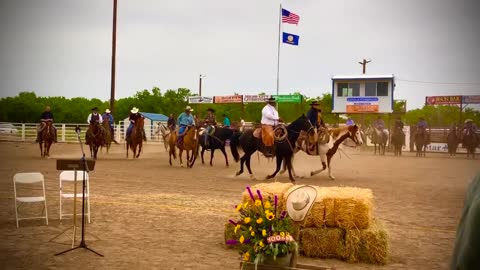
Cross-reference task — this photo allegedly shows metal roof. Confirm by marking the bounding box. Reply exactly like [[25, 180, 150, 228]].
[[139, 112, 168, 122], [332, 74, 394, 80]]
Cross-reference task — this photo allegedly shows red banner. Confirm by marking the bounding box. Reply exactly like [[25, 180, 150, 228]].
[[213, 95, 243, 104], [425, 96, 462, 105], [346, 104, 379, 113]]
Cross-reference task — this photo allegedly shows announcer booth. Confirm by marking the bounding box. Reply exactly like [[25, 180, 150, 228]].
[[331, 74, 395, 114]]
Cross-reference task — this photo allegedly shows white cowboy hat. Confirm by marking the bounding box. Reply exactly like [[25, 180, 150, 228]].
[[465, 119, 473, 123], [131, 107, 139, 114], [185, 106, 194, 112], [105, 109, 111, 113], [286, 185, 317, 222]]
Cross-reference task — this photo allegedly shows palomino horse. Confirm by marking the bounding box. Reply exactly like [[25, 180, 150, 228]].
[[391, 127, 405, 157], [415, 128, 430, 157], [199, 127, 235, 167], [167, 126, 178, 165], [230, 115, 313, 183], [39, 120, 55, 157], [101, 120, 113, 153], [155, 123, 171, 152], [126, 117, 144, 159], [366, 126, 388, 155], [462, 129, 479, 159], [176, 126, 199, 167], [86, 122, 105, 159], [447, 125, 461, 156]]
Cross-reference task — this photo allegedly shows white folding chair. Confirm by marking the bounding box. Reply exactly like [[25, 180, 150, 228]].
[[13, 172, 49, 228], [59, 170, 90, 223]]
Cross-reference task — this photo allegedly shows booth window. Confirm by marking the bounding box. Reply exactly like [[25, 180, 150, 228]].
[[365, 82, 389, 96], [337, 83, 360, 97]]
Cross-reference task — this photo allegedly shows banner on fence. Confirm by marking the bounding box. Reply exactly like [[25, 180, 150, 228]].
[[272, 95, 302, 103], [463, 95, 480, 104], [425, 96, 462, 105], [346, 97, 379, 113], [243, 95, 271, 103], [188, 96, 213, 104], [214, 95, 243, 104]]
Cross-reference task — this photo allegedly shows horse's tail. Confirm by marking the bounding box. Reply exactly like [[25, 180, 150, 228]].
[[230, 132, 242, 162]]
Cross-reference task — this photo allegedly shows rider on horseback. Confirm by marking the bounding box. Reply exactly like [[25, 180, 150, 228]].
[[167, 113, 176, 131], [394, 116, 405, 145], [126, 107, 147, 141], [307, 100, 326, 128], [374, 116, 385, 130], [463, 119, 477, 136], [261, 97, 281, 157], [102, 109, 119, 144], [177, 106, 194, 147], [87, 107, 103, 124], [346, 118, 355, 126], [203, 108, 216, 147], [36, 106, 57, 143]]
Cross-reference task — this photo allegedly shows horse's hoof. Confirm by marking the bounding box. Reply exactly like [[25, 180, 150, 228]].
[[310, 171, 315, 176], [279, 170, 286, 175], [329, 175, 336, 180], [235, 171, 242, 176]]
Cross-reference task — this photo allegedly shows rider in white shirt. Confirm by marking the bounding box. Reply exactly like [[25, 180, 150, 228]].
[[87, 107, 103, 124], [261, 97, 280, 157]]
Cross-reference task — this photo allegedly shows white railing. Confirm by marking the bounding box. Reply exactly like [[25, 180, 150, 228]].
[[0, 122, 164, 144]]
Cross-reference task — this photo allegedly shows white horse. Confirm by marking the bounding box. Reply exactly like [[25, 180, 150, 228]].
[[154, 123, 171, 151], [281, 125, 363, 180]]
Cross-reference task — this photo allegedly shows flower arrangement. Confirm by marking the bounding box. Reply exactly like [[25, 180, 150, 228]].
[[227, 186, 297, 264]]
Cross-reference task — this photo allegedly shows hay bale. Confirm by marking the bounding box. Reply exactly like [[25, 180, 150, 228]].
[[299, 227, 345, 259], [242, 182, 293, 210], [344, 220, 388, 264]]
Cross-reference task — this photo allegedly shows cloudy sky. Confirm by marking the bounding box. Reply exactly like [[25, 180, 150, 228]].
[[1, 0, 479, 109]]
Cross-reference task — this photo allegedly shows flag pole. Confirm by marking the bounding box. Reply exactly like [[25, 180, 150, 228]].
[[276, 3, 282, 109]]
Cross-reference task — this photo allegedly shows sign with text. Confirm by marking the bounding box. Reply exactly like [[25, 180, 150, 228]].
[[214, 95, 243, 104], [425, 96, 461, 105], [463, 95, 480, 104], [346, 97, 379, 113], [272, 95, 302, 103], [188, 96, 213, 104], [243, 95, 271, 103]]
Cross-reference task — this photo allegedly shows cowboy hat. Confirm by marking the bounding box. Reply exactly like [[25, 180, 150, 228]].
[[185, 106, 194, 112], [105, 109, 111, 113], [286, 185, 317, 222], [207, 108, 215, 113], [130, 107, 139, 114], [267, 97, 276, 103], [465, 119, 473, 123], [309, 100, 320, 106], [91, 107, 98, 111]]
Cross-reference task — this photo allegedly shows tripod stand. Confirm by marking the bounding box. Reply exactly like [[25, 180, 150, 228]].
[[55, 126, 103, 257]]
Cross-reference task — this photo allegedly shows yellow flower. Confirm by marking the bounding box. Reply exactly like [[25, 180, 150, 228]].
[[286, 232, 290, 237], [234, 225, 240, 234], [243, 202, 248, 208], [259, 241, 265, 248], [244, 217, 251, 224], [264, 201, 271, 209], [266, 213, 275, 221], [251, 231, 255, 236], [265, 209, 271, 215], [239, 235, 245, 244], [236, 204, 242, 212], [262, 229, 267, 237], [256, 217, 263, 224], [249, 226, 253, 231], [280, 232, 285, 237], [243, 252, 250, 261], [255, 200, 262, 207]]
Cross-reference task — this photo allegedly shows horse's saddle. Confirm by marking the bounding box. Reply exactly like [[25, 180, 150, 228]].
[[253, 128, 262, 139]]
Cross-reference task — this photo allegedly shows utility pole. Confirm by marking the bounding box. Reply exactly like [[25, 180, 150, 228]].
[[199, 74, 205, 96], [358, 58, 371, 74], [110, 0, 118, 112]]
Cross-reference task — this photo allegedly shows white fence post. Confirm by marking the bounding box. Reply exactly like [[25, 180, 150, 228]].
[[21, 124, 25, 141], [62, 124, 66, 142]]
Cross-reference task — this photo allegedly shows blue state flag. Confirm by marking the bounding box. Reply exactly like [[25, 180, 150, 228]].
[[282, 32, 299, 46]]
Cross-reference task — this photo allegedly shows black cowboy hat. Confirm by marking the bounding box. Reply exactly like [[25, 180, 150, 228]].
[[207, 108, 216, 113], [267, 97, 276, 102], [91, 107, 98, 111], [309, 100, 320, 106]]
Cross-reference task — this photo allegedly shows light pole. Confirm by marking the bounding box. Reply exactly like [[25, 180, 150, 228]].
[[199, 74, 206, 96], [358, 58, 371, 74], [110, 0, 118, 113]]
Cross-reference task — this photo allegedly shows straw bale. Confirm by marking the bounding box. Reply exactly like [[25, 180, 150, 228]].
[[344, 220, 388, 264], [299, 227, 345, 259]]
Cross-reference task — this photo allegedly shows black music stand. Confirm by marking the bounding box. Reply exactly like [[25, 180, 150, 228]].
[[55, 127, 103, 257]]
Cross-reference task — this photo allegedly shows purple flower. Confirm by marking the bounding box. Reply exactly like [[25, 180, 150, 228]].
[[245, 239, 251, 244], [280, 210, 287, 219], [256, 189, 263, 201], [226, 240, 238, 245], [274, 195, 278, 215], [246, 186, 255, 202], [228, 219, 237, 226]]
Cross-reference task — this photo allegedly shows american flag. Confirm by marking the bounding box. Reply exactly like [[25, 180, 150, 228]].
[[282, 8, 300, 25]]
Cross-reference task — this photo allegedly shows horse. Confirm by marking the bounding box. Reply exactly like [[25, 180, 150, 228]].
[[176, 125, 199, 167], [414, 128, 430, 157], [447, 125, 461, 156], [462, 129, 479, 159], [199, 126, 235, 167], [126, 117, 144, 159], [167, 126, 178, 166], [366, 126, 388, 155], [155, 122, 171, 152], [86, 121, 105, 160], [230, 115, 314, 183], [38, 120, 54, 158], [101, 120, 113, 153], [391, 127, 405, 157]]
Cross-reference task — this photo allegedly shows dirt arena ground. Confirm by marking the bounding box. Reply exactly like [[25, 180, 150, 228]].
[[0, 142, 478, 270]]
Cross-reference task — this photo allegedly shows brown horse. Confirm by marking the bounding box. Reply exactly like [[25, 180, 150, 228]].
[[39, 120, 54, 157], [86, 122, 105, 159], [101, 120, 113, 153], [415, 128, 430, 157], [126, 117, 144, 158], [176, 126, 198, 167], [167, 127, 178, 165]]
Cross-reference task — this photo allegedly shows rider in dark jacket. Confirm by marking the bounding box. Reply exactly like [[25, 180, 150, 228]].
[[36, 106, 57, 143]]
